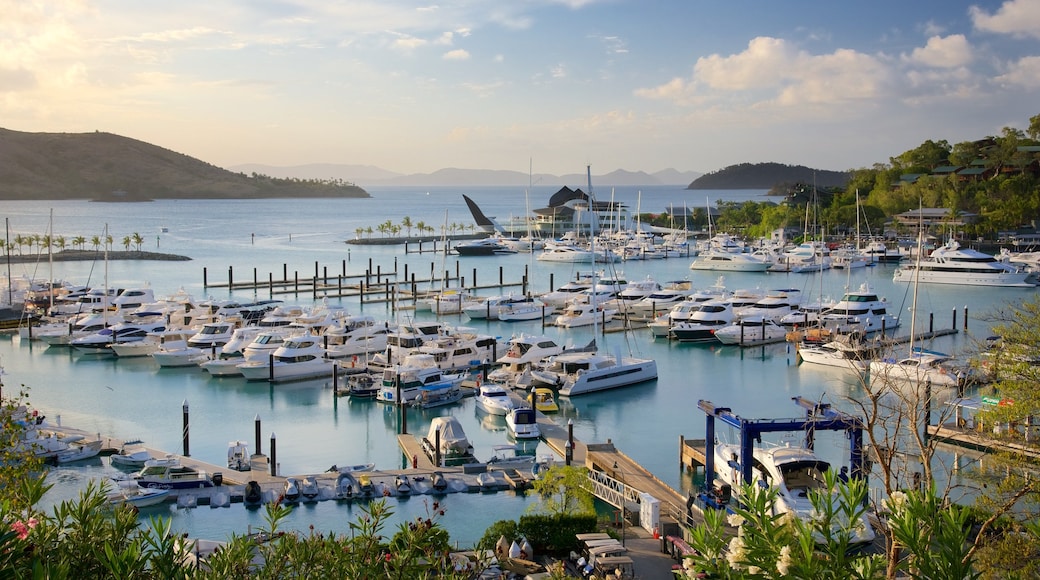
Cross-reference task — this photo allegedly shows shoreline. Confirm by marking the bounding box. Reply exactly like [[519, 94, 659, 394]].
[[2, 250, 192, 264]]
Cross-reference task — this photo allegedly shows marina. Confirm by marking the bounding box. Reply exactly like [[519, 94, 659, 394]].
[[2, 186, 1037, 548]]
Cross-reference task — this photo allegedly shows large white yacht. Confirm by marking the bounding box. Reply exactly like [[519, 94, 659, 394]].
[[892, 239, 1033, 287]]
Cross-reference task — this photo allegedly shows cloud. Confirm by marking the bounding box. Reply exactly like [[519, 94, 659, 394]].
[[551, 64, 567, 78], [970, 0, 1040, 39], [635, 36, 893, 109], [995, 55, 1040, 89], [390, 33, 427, 51], [443, 49, 470, 60], [0, 67, 37, 91], [904, 34, 973, 68]]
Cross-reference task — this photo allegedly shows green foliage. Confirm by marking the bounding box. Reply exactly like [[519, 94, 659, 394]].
[[518, 513, 598, 556], [528, 465, 595, 516], [477, 519, 520, 553]]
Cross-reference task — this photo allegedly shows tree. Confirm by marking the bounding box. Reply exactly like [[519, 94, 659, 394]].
[[401, 216, 413, 238], [1028, 113, 1040, 141], [131, 233, 143, 251], [121, 235, 131, 251], [528, 465, 595, 516], [90, 236, 101, 252]]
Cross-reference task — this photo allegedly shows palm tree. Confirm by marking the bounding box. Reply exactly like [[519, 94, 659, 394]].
[[72, 236, 86, 250], [105, 234, 113, 250], [90, 236, 101, 251], [131, 232, 144, 251], [355, 227, 365, 240], [0, 239, 6, 256], [122, 235, 132, 251], [55, 235, 66, 252], [415, 221, 427, 239], [365, 226, 373, 238], [401, 216, 413, 238]]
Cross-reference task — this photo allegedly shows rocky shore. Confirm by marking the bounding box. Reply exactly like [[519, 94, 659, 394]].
[[2, 250, 191, 263]]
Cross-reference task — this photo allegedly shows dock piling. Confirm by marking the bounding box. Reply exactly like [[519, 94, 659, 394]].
[[182, 400, 190, 457], [270, 433, 277, 476], [255, 414, 262, 456]]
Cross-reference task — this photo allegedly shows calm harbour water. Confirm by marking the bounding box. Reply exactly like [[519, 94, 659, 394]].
[[1, 185, 1034, 546]]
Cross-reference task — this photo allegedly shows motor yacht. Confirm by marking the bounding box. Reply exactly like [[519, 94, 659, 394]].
[[322, 315, 393, 359], [462, 294, 537, 320], [496, 299, 553, 322], [734, 289, 802, 323], [237, 332, 336, 382], [713, 316, 788, 346], [506, 407, 541, 440], [71, 319, 167, 354], [486, 334, 568, 386], [668, 299, 735, 343], [151, 331, 214, 367], [186, 318, 242, 350], [816, 283, 900, 335], [199, 326, 266, 376], [554, 302, 616, 329], [534, 349, 658, 396], [475, 383, 516, 416], [376, 354, 465, 405], [868, 348, 976, 389], [892, 238, 1033, 287], [711, 441, 876, 545]]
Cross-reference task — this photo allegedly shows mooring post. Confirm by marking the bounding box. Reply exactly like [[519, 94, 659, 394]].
[[549, 273, 554, 292], [929, 312, 934, 334], [473, 267, 477, 288], [228, 266, 233, 289], [182, 400, 190, 457], [435, 429, 441, 468], [268, 273, 274, 297], [269, 353, 275, 382], [499, 266, 504, 286], [254, 414, 262, 456], [203, 267, 208, 288], [283, 264, 287, 282], [567, 418, 574, 466], [964, 306, 968, 330], [270, 433, 277, 476], [952, 308, 957, 330], [253, 268, 258, 292]]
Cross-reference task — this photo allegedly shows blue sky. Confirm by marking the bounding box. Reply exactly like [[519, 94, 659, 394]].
[[2, 0, 1038, 176]]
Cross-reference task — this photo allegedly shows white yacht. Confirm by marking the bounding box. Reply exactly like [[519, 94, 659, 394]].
[[713, 316, 788, 346], [151, 331, 213, 367], [506, 407, 540, 440], [237, 332, 335, 382], [734, 289, 802, 323], [868, 348, 975, 388], [690, 249, 772, 272], [555, 302, 616, 329], [415, 329, 501, 371], [186, 319, 241, 350], [376, 354, 465, 405], [668, 299, 735, 343], [796, 339, 873, 372], [199, 326, 266, 376], [475, 383, 516, 416], [712, 441, 875, 545], [71, 319, 167, 354], [816, 283, 899, 335], [462, 294, 537, 320], [769, 242, 832, 273], [892, 239, 1032, 287], [323, 315, 393, 359], [535, 349, 658, 397], [496, 299, 553, 322], [486, 334, 568, 386]]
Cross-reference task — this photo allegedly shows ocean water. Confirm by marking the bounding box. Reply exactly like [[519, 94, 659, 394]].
[[1, 185, 1033, 546]]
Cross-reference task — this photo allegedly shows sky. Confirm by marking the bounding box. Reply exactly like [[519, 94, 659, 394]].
[[2, 0, 1039, 176]]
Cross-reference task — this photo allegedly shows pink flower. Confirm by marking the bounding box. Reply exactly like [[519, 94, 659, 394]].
[[10, 518, 38, 540]]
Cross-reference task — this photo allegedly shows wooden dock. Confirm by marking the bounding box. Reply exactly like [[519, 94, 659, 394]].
[[926, 422, 1040, 461]]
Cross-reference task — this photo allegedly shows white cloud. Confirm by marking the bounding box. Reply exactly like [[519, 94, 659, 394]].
[[435, 31, 454, 46], [994, 55, 1040, 89], [970, 0, 1040, 39], [443, 49, 470, 60], [904, 34, 973, 68], [551, 64, 567, 78], [391, 34, 427, 51]]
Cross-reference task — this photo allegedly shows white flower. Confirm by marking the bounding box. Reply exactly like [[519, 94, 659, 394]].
[[726, 536, 746, 569], [749, 565, 762, 574], [882, 490, 908, 514], [727, 513, 746, 527], [776, 545, 793, 576]]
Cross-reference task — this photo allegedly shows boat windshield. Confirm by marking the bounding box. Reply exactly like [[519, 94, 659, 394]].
[[779, 460, 830, 495]]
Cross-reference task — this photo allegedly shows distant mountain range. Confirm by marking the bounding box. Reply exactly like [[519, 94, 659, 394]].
[[229, 163, 703, 187]]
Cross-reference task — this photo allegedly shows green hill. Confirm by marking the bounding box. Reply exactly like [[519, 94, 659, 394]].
[[687, 162, 850, 190], [0, 128, 369, 200]]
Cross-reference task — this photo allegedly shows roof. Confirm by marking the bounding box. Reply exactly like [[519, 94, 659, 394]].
[[932, 165, 961, 174], [957, 167, 987, 176]]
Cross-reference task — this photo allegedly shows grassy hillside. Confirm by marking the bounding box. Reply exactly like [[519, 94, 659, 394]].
[[0, 128, 369, 200]]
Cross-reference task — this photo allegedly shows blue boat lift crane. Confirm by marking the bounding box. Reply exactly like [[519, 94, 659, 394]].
[[697, 396, 866, 509]]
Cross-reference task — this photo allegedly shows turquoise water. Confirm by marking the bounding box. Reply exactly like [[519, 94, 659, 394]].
[[2, 187, 1034, 545]]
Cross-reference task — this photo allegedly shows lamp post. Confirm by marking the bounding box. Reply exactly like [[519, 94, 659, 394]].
[[613, 461, 626, 547]]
